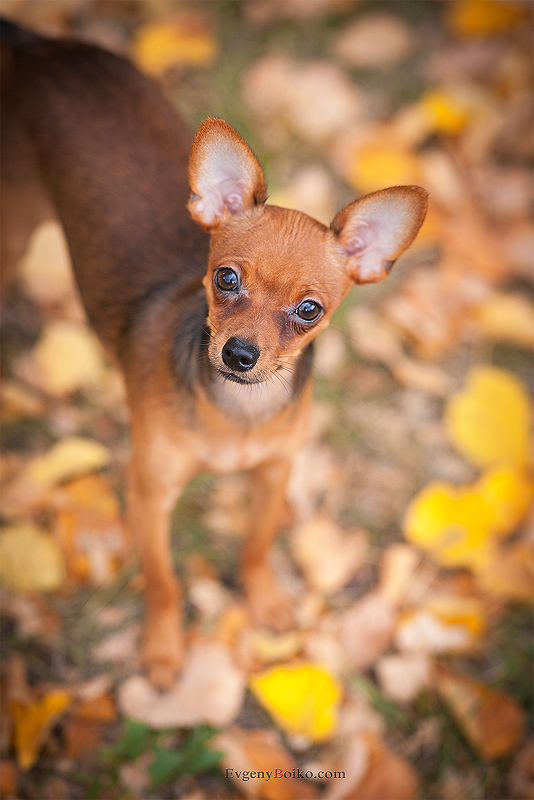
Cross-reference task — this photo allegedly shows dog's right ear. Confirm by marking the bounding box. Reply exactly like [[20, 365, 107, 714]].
[[188, 118, 267, 231]]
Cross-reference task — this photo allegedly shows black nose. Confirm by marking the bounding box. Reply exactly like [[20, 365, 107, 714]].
[[221, 337, 260, 372]]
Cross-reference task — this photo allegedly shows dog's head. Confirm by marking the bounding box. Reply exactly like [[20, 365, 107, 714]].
[[188, 118, 427, 386]]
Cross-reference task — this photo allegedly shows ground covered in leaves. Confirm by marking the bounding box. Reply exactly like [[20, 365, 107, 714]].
[[0, 1, 533, 798]]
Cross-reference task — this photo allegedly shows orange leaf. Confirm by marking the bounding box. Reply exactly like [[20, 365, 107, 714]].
[[11, 691, 71, 770], [447, 0, 529, 37]]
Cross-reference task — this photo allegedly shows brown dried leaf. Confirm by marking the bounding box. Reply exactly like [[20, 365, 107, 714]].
[[324, 732, 418, 800], [376, 653, 431, 703], [214, 727, 317, 799], [292, 515, 367, 594], [332, 13, 414, 68], [337, 591, 396, 669], [435, 665, 526, 760], [118, 641, 245, 728]]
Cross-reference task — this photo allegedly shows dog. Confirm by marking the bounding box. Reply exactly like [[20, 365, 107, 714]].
[[1, 18, 428, 687]]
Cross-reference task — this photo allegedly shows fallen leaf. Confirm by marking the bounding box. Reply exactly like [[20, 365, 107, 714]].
[[383, 268, 489, 359], [214, 727, 317, 800], [396, 609, 478, 654], [474, 466, 533, 535], [19, 221, 74, 305], [475, 292, 534, 349], [52, 474, 125, 584], [26, 436, 111, 489], [417, 88, 479, 135], [332, 13, 413, 68], [445, 366, 532, 468], [403, 482, 495, 569], [133, 16, 217, 74], [391, 357, 452, 397], [435, 665, 525, 760], [474, 541, 534, 602], [323, 731, 418, 800], [250, 663, 341, 743], [376, 653, 431, 703], [291, 515, 367, 594], [63, 716, 103, 758], [509, 740, 534, 800], [243, 55, 366, 147], [0, 760, 18, 797], [74, 692, 116, 722], [118, 641, 245, 728], [249, 630, 304, 665], [447, 0, 529, 37], [268, 166, 337, 226], [11, 690, 71, 770], [0, 593, 62, 638], [336, 591, 396, 669], [379, 544, 421, 606], [0, 524, 65, 593], [32, 320, 106, 396], [0, 381, 46, 421], [347, 143, 420, 194]]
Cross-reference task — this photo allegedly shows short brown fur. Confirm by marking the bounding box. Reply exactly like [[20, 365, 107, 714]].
[[1, 20, 428, 687]]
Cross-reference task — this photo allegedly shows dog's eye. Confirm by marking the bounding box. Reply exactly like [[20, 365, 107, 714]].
[[296, 300, 322, 322], [215, 268, 239, 292]]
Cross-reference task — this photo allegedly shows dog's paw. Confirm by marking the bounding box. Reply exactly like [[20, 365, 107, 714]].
[[245, 566, 295, 631], [141, 612, 184, 689]]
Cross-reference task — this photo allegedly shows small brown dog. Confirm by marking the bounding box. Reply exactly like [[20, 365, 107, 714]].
[[1, 19, 427, 687]]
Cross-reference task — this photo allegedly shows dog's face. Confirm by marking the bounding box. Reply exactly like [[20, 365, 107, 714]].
[[203, 206, 350, 384], [189, 118, 428, 385]]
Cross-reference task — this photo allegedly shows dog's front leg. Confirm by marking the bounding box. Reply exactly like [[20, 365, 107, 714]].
[[128, 441, 197, 688], [242, 457, 294, 631]]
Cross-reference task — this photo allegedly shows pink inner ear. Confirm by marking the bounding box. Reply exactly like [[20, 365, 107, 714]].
[[343, 223, 375, 257], [332, 187, 428, 284]]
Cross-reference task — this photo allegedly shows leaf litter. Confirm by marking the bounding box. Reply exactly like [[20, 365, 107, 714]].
[[0, 1, 532, 798]]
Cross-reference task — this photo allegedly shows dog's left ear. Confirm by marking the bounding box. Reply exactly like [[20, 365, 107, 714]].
[[330, 186, 428, 284], [188, 117, 267, 231]]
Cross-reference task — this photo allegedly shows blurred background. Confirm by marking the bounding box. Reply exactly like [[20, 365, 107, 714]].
[[0, 1, 532, 798]]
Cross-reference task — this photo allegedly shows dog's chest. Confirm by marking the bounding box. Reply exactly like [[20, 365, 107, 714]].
[[192, 377, 299, 473], [209, 373, 293, 425]]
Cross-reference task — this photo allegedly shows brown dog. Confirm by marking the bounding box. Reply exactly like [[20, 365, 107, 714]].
[[1, 19, 427, 687]]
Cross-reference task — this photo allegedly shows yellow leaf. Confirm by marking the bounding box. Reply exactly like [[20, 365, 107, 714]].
[[418, 89, 475, 134], [133, 19, 217, 75], [11, 691, 70, 770], [435, 665, 525, 760], [476, 292, 534, 349], [0, 524, 65, 593], [250, 663, 341, 742], [347, 145, 419, 194], [445, 366, 532, 468], [475, 466, 533, 535], [33, 320, 105, 396], [447, 0, 529, 37], [26, 437, 111, 489], [403, 482, 494, 568]]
